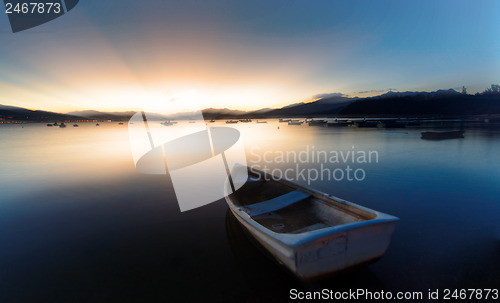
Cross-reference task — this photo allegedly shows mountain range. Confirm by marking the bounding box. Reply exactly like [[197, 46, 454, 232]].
[[0, 104, 82, 122], [2, 88, 500, 122], [66, 93, 356, 120]]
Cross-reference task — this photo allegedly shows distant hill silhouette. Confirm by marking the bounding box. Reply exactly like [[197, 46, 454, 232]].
[[2, 86, 500, 122], [201, 108, 249, 119], [0, 104, 83, 122], [338, 88, 500, 117], [68, 110, 135, 121], [260, 94, 355, 118]]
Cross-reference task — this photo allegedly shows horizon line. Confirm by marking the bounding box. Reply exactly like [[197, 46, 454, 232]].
[[2, 85, 497, 114]]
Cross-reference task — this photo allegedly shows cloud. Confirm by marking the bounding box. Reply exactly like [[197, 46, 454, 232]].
[[356, 88, 397, 94], [312, 92, 347, 99]]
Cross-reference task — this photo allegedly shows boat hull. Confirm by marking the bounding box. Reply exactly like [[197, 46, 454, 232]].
[[229, 207, 396, 281]]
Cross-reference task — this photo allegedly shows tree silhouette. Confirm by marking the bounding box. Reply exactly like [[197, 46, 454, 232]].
[[481, 84, 500, 95], [462, 86, 467, 95]]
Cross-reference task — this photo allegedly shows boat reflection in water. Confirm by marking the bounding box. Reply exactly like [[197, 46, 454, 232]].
[[421, 130, 465, 140]]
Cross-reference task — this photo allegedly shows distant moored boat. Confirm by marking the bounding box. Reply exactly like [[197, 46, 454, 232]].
[[421, 130, 464, 140], [352, 120, 378, 128], [325, 121, 350, 127], [288, 120, 303, 125], [307, 119, 326, 126], [161, 120, 176, 126]]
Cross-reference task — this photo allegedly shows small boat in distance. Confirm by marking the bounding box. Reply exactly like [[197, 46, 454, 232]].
[[118, 122, 124, 125], [279, 118, 291, 123], [161, 120, 177, 126], [209, 120, 216, 123], [46, 124, 53, 127], [59, 123, 67, 128], [288, 120, 303, 125], [225, 167, 399, 281], [352, 120, 378, 128], [325, 121, 351, 127], [377, 119, 407, 129], [96, 123, 100, 126], [73, 124, 79, 127], [239, 119, 252, 123], [307, 119, 326, 126], [421, 130, 465, 140], [256, 120, 268, 123], [226, 120, 239, 124]]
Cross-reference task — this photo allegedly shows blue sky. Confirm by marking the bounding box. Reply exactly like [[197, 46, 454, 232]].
[[0, 0, 499, 112]]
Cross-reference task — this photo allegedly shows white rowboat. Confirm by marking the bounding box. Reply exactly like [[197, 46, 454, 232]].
[[224, 167, 399, 281]]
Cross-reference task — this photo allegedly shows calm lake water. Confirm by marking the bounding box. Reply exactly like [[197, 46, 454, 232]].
[[1, 121, 499, 302]]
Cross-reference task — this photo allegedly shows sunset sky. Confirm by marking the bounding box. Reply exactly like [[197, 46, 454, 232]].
[[0, 0, 499, 112]]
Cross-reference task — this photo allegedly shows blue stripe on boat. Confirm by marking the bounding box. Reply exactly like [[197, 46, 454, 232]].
[[243, 190, 310, 216], [247, 176, 262, 182]]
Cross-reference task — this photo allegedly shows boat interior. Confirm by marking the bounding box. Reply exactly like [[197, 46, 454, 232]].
[[229, 171, 377, 234]]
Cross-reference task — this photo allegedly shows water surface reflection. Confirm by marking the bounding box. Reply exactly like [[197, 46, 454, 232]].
[[0, 121, 499, 301]]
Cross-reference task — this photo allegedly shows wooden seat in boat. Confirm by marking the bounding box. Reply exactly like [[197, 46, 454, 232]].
[[242, 190, 310, 216]]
